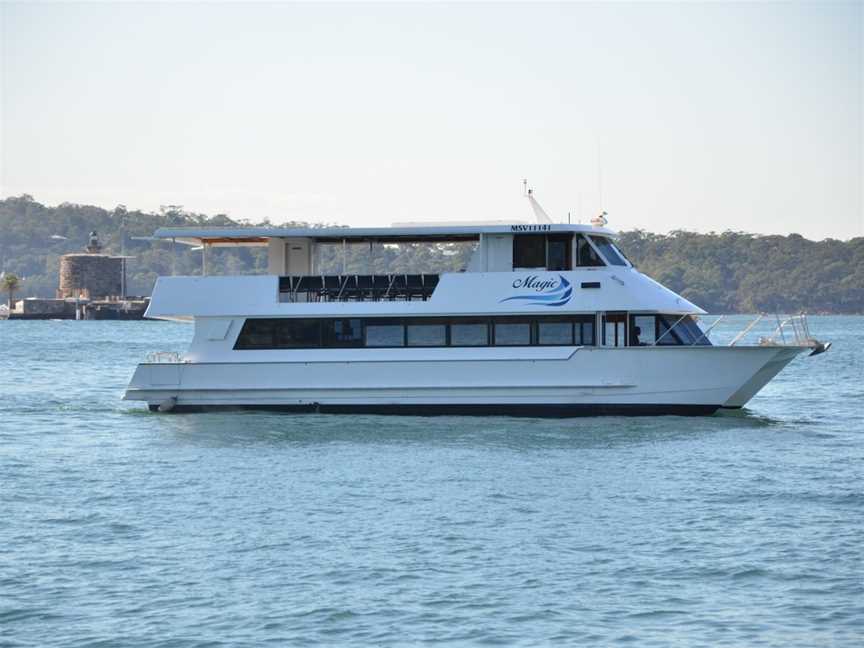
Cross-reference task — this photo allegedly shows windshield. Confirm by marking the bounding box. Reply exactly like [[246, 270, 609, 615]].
[[588, 236, 628, 266]]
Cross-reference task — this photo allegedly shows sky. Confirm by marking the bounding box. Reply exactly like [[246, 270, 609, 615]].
[[1, 1, 861, 240]]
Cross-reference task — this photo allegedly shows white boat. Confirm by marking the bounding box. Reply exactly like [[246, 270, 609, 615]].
[[124, 200, 829, 416]]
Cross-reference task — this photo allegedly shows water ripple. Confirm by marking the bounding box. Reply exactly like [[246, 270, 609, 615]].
[[0, 318, 860, 646]]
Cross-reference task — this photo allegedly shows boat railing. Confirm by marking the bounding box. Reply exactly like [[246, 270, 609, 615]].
[[727, 313, 830, 355], [759, 314, 820, 347], [279, 273, 440, 303], [145, 351, 183, 364], [728, 314, 765, 346]]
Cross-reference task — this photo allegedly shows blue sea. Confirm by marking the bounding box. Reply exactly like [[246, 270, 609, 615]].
[[1, 316, 861, 647]]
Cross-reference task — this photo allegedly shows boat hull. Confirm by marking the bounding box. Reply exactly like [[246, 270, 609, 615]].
[[146, 402, 721, 416], [125, 346, 805, 416]]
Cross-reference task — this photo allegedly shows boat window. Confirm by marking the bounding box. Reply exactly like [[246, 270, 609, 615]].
[[512, 234, 574, 271], [537, 320, 573, 345], [322, 319, 364, 347], [234, 316, 600, 349], [674, 316, 710, 345], [673, 319, 698, 345], [275, 319, 321, 348], [494, 320, 532, 346], [450, 321, 489, 346], [236, 318, 324, 349], [365, 321, 405, 347], [546, 234, 572, 271], [588, 236, 627, 266], [407, 323, 447, 347], [656, 316, 677, 345], [513, 235, 546, 268], [575, 319, 595, 346], [603, 313, 627, 347], [654, 315, 711, 346], [629, 315, 657, 346], [576, 235, 605, 267], [235, 319, 278, 349]]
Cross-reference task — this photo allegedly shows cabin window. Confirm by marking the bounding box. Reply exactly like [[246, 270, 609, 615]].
[[407, 323, 447, 347], [588, 236, 627, 266], [234, 316, 600, 349], [322, 319, 364, 347], [537, 320, 573, 345], [576, 235, 605, 267], [365, 321, 405, 347], [603, 313, 627, 347], [512, 234, 573, 270], [546, 234, 572, 271], [276, 319, 320, 348], [575, 319, 595, 346], [513, 235, 547, 268], [450, 321, 489, 346], [629, 314, 711, 346], [235, 319, 278, 349], [654, 316, 672, 345], [659, 315, 710, 345], [235, 318, 323, 349], [630, 315, 657, 346], [672, 317, 703, 345], [494, 320, 532, 346]]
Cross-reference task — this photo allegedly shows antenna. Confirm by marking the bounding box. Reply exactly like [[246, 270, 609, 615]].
[[526, 187, 552, 224], [597, 142, 603, 211], [522, 178, 528, 197]]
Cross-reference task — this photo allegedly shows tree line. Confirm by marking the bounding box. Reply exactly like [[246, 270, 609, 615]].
[[1, 195, 862, 314]]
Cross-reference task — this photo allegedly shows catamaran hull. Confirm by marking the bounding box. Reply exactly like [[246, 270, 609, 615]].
[[124, 346, 805, 416]]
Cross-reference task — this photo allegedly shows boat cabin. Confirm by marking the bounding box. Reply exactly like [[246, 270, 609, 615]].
[[155, 223, 630, 303], [147, 222, 709, 349]]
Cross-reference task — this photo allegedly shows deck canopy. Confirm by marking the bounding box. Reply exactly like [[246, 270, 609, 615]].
[[153, 223, 618, 247]]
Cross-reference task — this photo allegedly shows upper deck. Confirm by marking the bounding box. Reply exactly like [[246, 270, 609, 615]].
[[153, 222, 618, 245], [153, 222, 625, 279], [142, 220, 704, 319]]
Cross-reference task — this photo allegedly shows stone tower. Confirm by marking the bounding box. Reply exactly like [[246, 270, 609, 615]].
[[58, 231, 122, 299]]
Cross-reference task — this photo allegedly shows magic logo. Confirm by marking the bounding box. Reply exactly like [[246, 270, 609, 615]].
[[499, 275, 573, 307]]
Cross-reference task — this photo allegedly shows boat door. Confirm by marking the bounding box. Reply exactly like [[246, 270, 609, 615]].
[[285, 238, 311, 275], [602, 312, 628, 347]]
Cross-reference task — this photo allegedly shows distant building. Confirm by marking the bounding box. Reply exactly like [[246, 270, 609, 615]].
[[7, 230, 147, 320], [57, 231, 123, 299]]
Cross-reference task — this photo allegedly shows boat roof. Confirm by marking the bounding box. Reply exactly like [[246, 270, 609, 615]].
[[153, 223, 619, 246]]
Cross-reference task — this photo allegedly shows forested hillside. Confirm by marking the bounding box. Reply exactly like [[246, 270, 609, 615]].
[[617, 230, 864, 314], [1, 195, 862, 313]]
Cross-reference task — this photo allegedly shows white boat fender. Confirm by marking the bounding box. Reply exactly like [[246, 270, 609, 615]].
[[157, 397, 177, 413]]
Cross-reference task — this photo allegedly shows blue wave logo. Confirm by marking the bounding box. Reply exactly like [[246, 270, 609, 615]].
[[499, 275, 573, 307]]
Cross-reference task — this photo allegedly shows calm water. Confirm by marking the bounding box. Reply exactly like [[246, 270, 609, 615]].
[[1, 316, 861, 647]]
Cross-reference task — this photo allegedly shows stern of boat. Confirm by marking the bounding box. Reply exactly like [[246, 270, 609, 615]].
[[123, 352, 185, 410]]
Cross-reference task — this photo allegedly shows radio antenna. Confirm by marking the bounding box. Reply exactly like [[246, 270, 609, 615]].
[[597, 143, 604, 210]]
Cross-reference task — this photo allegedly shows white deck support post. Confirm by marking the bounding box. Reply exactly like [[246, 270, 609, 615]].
[[171, 237, 176, 276], [202, 242, 208, 276]]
